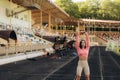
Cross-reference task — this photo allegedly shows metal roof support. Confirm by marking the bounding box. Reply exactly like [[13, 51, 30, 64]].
[[10, 0, 12, 30], [28, 10, 32, 31], [8, 9, 28, 17], [40, 10, 43, 29], [48, 11, 51, 32]]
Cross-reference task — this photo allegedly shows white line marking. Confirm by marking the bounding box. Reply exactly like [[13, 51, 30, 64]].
[[42, 57, 76, 80], [108, 53, 120, 69], [98, 47, 104, 80]]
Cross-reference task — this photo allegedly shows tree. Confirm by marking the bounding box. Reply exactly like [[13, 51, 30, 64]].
[[55, 0, 80, 18], [55, 0, 120, 20], [100, 0, 120, 20]]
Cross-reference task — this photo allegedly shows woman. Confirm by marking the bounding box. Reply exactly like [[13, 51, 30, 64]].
[[75, 31, 90, 80]]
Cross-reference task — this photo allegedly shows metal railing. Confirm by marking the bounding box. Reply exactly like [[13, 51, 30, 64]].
[[0, 42, 54, 57]]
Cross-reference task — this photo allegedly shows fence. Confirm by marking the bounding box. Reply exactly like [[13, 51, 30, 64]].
[[0, 42, 54, 57]]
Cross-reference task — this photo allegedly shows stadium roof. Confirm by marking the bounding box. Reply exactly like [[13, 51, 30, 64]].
[[31, 0, 70, 23], [11, 0, 120, 27], [82, 19, 120, 27], [11, 0, 70, 23], [64, 18, 120, 27], [82, 19, 120, 24]]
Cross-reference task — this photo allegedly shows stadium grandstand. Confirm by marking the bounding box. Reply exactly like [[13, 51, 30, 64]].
[[0, 0, 120, 80]]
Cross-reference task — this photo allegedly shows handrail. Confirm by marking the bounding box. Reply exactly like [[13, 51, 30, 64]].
[[0, 42, 53, 57], [96, 35, 108, 42]]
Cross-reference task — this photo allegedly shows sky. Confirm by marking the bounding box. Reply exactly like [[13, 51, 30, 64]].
[[51, 0, 86, 3]]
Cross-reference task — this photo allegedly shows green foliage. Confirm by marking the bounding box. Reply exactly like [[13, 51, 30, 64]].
[[55, 0, 80, 18], [55, 0, 120, 20]]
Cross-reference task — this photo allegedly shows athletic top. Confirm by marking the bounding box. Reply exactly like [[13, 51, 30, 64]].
[[76, 32, 90, 58]]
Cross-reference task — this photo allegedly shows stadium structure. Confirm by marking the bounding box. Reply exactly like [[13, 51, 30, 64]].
[[0, 0, 120, 80]]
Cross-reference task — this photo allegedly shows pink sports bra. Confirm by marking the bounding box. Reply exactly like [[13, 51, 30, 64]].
[[76, 32, 90, 58]]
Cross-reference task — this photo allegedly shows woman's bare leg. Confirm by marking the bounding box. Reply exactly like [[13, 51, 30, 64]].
[[76, 75, 80, 80], [85, 75, 90, 80]]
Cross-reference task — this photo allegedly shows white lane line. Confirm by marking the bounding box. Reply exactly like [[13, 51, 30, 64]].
[[108, 53, 120, 69], [98, 47, 104, 80], [41, 56, 76, 80]]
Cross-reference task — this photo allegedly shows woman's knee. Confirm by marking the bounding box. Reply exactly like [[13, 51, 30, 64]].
[[85, 75, 90, 80], [75, 75, 80, 80]]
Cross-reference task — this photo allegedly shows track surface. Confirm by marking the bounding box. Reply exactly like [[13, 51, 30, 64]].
[[0, 46, 120, 80]]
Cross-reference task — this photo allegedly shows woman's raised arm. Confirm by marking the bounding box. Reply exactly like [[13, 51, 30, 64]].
[[85, 32, 90, 48]]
